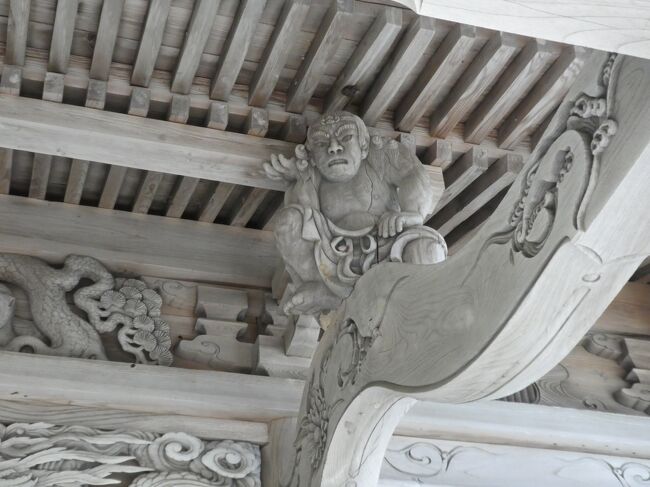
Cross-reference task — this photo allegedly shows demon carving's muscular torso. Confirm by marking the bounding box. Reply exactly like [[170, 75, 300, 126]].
[[265, 112, 447, 316]]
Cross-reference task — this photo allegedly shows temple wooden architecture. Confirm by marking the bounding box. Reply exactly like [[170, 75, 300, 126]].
[[0, 0, 648, 486]]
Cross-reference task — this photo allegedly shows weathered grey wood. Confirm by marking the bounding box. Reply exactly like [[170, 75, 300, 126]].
[[171, 0, 220, 94], [244, 108, 270, 137], [430, 32, 520, 138], [0, 94, 293, 191], [84, 79, 107, 109], [89, 0, 125, 81], [98, 83, 150, 210], [48, 0, 79, 74], [15, 50, 525, 160], [28, 153, 52, 200], [422, 139, 453, 169], [64, 159, 89, 204], [210, 0, 267, 101], [0, 149, 13, 194], [499, 46, 587, 149], [0, 194, 278, 287], [249, 0, 311, 108], [132, 171, 163, 214], [432, 153, 524, 235], [0, 65, 21, 95], [231, 188, 269, 227], [361, 17, 436, 127], [206, 101, 229, 130], [403, 0, 650, 60], [164, 94, 199, 217], [199, 182, 236, 222], [0, 350, 301, 421], [395, 24, 477, 132], [286, 0, 354, 113], [6, 0, 30, 66], [42, 72, 65, 102], [166, 176, 200, 218], [280, 114, 307, 143], [98, 166, 127, 209], [465, 39, 560, 144], [436, 147, 490, 210], [128, 87, 151, 118], [325, 7, 402, 113], [0, 399, 268, 444], [131, 0, 172, 87], [290, 51, 650, 486]]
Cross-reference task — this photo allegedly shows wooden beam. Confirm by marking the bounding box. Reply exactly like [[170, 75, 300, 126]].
[[436, 147, 489, 210], [286, 0, 354, 113], [171, 0, 220, 94], [422, 139, 453, 169], [0, 149, 13, 194], [499, 46, 587, 149], [89, 0, 124, 81], [0, 351, 300, 421], [429, 32, 520, 138], [6, 0, 30, 66], [231, 188, 269, 227], [132, 171, 163, 214], [395, 24, 477, 132], [325, 7, 402, 113], [210, 0, 267, 101], [464, 39, 560, 144], [249, 0, 311, 108], [64, 159, 89, 204], [244, 108, 270, 137], [96, 79, 134, 210], [0, 65, 21, 96], [164, 94, 200, 218], [199, 182, 236, 223], [0, 94, 293, 191], [48, 0, 79, 74], [16, 49, 527, 159], [0, 194, 278, 287], [28, 153, 53, 200], [431, 153, 524, 236], [206, 101, 229, 130], [0, 399, 268, 444], [131, 0, 172, 87], [361, 17, 436, 127], [403, 0, 650, 60]]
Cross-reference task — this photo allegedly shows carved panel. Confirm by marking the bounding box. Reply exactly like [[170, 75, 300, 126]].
[[0, 254, 172, 365], [0, 421, 261, 486], [382, 437, 650, 487]]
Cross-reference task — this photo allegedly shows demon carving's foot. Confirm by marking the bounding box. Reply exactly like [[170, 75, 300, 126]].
[[283, 282, 341, 316]]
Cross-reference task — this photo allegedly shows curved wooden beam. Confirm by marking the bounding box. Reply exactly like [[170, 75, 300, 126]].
[[286, 52, 650, 486]]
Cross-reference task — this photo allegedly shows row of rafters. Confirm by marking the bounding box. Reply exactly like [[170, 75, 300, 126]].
[[0, 0, 589, 243]]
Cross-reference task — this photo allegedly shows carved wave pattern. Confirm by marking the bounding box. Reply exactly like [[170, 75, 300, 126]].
[[0, 422, 261, 486]]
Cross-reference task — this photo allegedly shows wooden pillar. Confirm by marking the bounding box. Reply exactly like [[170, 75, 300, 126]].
[[287, 52, 650, 486]]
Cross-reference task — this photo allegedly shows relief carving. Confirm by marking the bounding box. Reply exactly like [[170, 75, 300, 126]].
[[477, 54, 618, 264], [0, 422, 260, 486], [264, 112, 446, 317], [0, 254, 172, 365]]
